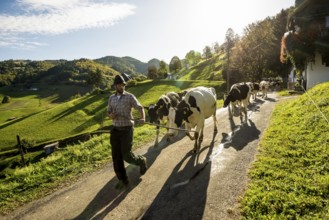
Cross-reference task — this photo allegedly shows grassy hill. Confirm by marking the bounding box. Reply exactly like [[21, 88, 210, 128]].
[[241, 81, 329, 219], [0, 84, 93, 123], [179, 53, 225, 81], [94, 56, 155, 75], [0, 80, 225, 152]]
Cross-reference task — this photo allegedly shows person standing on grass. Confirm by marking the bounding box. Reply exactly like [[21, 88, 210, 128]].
[[107, 74, 148, 190]]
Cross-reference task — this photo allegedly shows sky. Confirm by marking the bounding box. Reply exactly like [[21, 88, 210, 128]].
[[0, 0, 295, 63]]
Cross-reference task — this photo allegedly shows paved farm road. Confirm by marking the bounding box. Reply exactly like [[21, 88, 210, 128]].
[[4, 92, 288, 220]]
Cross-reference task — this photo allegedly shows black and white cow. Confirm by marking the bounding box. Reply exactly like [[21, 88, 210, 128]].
[[223, 83, 251, 121], [168, 86, 218, 153], [145, 92, 182, 147], [246, 82, 260, 101], [259, 80, 270, 99]]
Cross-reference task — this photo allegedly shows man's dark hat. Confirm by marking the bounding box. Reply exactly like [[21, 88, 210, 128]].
[[113, 75, 126, 85]]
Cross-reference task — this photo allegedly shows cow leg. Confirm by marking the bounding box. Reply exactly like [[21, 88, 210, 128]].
[[193, 131, 199, 153], [213, 114, 218, 136], [186, 132, 195, 140], [198, 131, 204, 152], [262, 89, 266, 99], [242, 99, 248, 123], [237, 102, 243, 122], [193, 122, 204, 154], [154, 126, 159, 148], [165, 121, 171, 142], [238, 102, 242, 116], [248, 93, 252, 104], [185, 124, 195, 140], [229, 103, 234, 118]]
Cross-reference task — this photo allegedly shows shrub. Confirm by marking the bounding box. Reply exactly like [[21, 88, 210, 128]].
[[2, 96, 10, 104], [127, 79, 137, 87]]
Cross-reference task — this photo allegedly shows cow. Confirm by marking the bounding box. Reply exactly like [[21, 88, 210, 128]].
[[145, 92, 182, 147], [167, 86, 218, 153], [223, 83, 251, 121], [259, 80, 270, 99], [246, 82, 260, 102]]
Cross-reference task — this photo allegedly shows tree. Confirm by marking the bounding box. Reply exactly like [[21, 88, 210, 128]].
[[232, 19, 277, 82], [147, 65, 158, 79], [169, 56, 182, 74], [224, 28, 236, 92], [203, 46, 212, 60], [213, 42, 221, 54], [185, 50, 202, 67], [87, 68, 103, 88], [270, 9, 293, 79], [158, 61, 168, 79]]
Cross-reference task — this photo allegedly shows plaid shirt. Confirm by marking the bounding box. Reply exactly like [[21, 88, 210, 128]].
[[107, 91, 143, 127]]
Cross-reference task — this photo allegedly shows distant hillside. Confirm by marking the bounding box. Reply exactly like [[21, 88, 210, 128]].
[[0, 56, 159, 88], [94, 56, 160, 75], [43, 58, 119, 87], [178, 53, 225, 81]]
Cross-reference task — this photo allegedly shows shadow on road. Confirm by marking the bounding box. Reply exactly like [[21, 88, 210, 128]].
[[141, 136, 217, 219], [72, 169, 141, 220], [221, 118, 261, 151], [72, 129, 186, 219]]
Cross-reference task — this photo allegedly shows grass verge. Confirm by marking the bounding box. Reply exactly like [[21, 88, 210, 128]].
[[241, 82, 329, 219]]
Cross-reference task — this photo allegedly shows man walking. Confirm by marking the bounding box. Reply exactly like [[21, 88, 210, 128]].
[[107, 74, 147, 190]]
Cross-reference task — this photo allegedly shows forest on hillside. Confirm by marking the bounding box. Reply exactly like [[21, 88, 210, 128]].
[[0, 7, 294, 89]]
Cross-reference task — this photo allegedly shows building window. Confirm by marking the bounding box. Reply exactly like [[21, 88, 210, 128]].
[[326, 16, 329, 28]]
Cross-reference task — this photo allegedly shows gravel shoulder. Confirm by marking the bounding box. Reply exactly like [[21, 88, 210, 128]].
[[4, 92, 288, 220]]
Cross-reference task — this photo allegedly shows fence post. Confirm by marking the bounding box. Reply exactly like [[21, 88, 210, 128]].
[[16, 135, 26, 166]]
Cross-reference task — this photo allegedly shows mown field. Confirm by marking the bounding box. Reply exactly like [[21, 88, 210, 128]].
[[0, 80, 225, 152], [241, 82, 329, 219], [0, 80, 225, 214]]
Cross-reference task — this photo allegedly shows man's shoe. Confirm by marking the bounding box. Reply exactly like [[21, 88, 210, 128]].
[[115, 179, 129, 190], [140, 156, 148, 175]]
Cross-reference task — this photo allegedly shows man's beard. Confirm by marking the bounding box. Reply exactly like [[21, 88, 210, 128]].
[[116, 88, 124, 94]]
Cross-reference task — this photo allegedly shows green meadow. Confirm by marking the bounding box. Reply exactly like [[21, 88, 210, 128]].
[[0, 80, 225, 152], [0, 80, 224, 214], [241, 82, 329, 219], [0, 80, 328, 219]]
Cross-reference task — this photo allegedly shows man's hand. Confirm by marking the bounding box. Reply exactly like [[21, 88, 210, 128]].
[[108, 112, 116, 119], [136, 118, 145, 125]]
